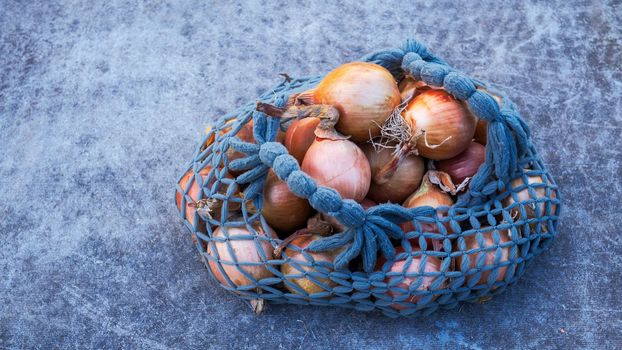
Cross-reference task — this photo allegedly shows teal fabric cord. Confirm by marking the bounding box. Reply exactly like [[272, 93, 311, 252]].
[[175, 39, 561, 317]]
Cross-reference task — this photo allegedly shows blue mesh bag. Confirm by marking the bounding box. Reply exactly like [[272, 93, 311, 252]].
[[175, 39, 561, 317]]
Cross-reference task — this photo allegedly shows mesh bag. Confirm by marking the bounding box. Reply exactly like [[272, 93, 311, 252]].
[[175, 39, 561, 317]]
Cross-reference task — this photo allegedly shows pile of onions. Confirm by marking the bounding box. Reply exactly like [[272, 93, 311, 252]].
[[401, 90, 476, 160], [401, 174, 454, 250], [436, 141, 486, 184], [262, 170, 313, 235], [376, 248, 444, 310], [455, 228, 512, 286], [295, 62, 401, 142], [302, 138, 371, 202], [206, 221, 277, 290], [280, 234, 343, 295], [361, 142, 425, 203]]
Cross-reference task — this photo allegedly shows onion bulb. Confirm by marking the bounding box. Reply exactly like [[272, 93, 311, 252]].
[[280, 234, 344, 295], [206, 221, 277, 290], [399, 77, 430, 102], [316, 198, 377, 233], [302, 138, 371, 202], [285, 117, 320, 164], [361, 142, 425, 203], [262, 170, 313, 235], [224, 120, 285, 175], [176, 167, 239, 228], [436, 141, 486, 184], [401, 90, 476, 160], [502, 170, 558, 225], [376, 248, 444, 310], [455, 228, 512, 286], [401, 174, 454, 250], [472, 88, 501, 145], [296, 62, 401, 142]]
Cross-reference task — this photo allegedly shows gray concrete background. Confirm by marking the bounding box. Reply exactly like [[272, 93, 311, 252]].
[[1, 1, 621, 349]]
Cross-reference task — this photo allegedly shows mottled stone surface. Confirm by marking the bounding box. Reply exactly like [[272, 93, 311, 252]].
[[1, 1, 621, 349]]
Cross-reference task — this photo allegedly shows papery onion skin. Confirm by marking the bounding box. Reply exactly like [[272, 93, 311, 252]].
[[502, 170, 558, 225], [301, 138, 371, 202], [281, 234, 343, 295], [437, 141, 486, 184], [262, 171, 313, 235], [207, 223, 277, 290], [307, 62, 401, 142], [376, 248, 444, 310], [455, 228, 512, 286], [401, 175, 454, 250], [402, 90, 476, 160], [285, 117, 320, 164], [361, 143, 425, 204], [398, 77, 430, 102]]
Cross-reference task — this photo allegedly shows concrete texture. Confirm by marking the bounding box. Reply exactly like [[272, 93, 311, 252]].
[[1, 0, 621, 349]]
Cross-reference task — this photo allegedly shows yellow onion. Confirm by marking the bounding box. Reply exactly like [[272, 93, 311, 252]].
[[302, 138, 371, 202], [262, 170, 313, 236], [176, 166, 239, 228], [296, 62, 401, 142], [284, 117, 320, 164], [472, 88, 501, 145], [401, 174, 454, 251], [314, 198, 376, 233], [398, 77, 431, 102], [401, 90, 476, 160], [502, 170, 558, 225], [206, 221, 277, 290], [361, 142, 425, 204], [436, 141, 486, 184], [280, 234, 343, 295], [455, 228, 512, 286], [225, 121, 285, 175], [376, 248, 444, 310]]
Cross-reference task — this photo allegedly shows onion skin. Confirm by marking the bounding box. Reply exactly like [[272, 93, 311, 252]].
[[285, 117, 320, 164], [318, 198, 377, 233], [401, 175, 454, 250], [474, 119, 488, 146], [207, 223, 277, 290], [398, 77, 430, 102], [304, 62, 401, 142], [361, 143, 425, 204], [455, 228, 512, 286], [301, 138, 371, 202], [376, 248, 444, 310], [436, 141, 486, 184], [262, 171, 313, 235], [502, 170, 558, 225], [281, 234, 343, 295], [402, 90, 476, 160], [225, 121, 285, 175]]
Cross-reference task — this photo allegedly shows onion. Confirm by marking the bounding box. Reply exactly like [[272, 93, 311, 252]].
[[376, 248, 444, 310], [436, 141, 486, 184], [206, 221, 277, 290], [296, 62, 401, 142], [361, 142, 425, 203], [361, 198, 377, 209], [401, 174, 454, 251], [284, 117, 320, 164], [455, 228, 512, 286], [280, 234, 343, 295], [176, 167, 239, 227], [302, 138, 371, 202], [316, 198, 377, 233], [401, 90, 476, 160], [398, 77, 430, 102], [474, 119, 488, 145], [262, 170, 313, 235], [502, 170, 558, 226], [225, 120, 285, 175]]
